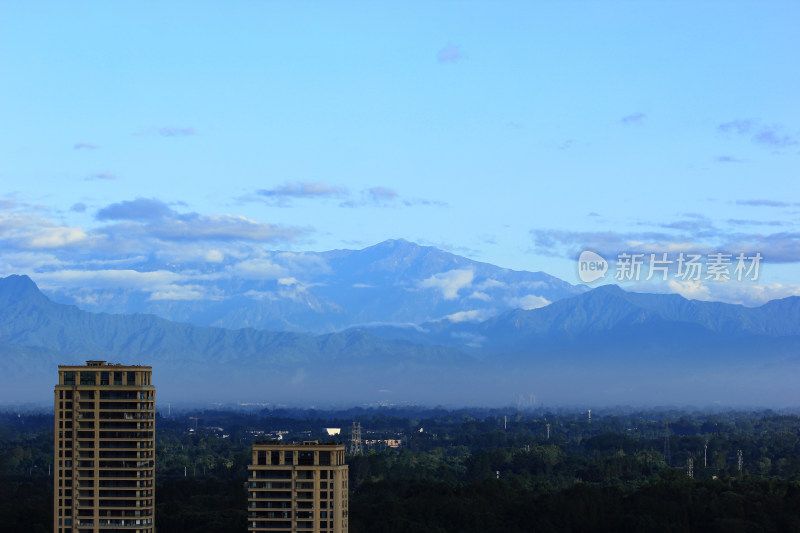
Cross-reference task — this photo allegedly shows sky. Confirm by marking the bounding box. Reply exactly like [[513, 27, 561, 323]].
[[1, 0, 798, 307]]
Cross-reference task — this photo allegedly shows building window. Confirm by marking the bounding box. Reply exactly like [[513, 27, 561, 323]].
[[298, 451, 314, 466], [79, 372, 96, 385], [64, 372, 75, 386]]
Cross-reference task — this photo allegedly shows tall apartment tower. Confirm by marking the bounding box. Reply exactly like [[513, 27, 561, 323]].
[[54, 361, 155, 533], [248, 441, 349, 533]]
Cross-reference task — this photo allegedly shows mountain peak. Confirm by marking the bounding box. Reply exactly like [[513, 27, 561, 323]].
[[0, 274, 50, 307]]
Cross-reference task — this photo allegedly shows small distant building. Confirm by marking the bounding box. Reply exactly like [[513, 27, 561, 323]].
[[248, 441, 348, 533], [325, 428, 341, 436]]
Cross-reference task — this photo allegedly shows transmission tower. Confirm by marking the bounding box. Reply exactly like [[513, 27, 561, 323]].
[[663, 420, 672, 466], [546, 423, 551, 440], [737, 449, 743, 473], [687, 458, 694, 479], [350, 422, 363, 456]]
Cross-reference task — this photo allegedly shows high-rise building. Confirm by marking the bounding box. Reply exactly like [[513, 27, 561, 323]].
[[54, 361, 155, 533], [248, 441, 349, 533]]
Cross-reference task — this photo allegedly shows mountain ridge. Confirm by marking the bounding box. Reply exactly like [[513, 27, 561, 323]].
[[2, 274, 798, 406]]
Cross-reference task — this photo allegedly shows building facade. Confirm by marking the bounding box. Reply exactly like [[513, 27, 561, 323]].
[[248, 441, 349, 533], [54, 361, 155, 533]]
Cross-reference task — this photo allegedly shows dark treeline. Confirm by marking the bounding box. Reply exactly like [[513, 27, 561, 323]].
[[2, 407, 800, 532]]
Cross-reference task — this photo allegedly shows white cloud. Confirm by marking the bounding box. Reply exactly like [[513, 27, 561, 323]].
[[506, 294, 551, 310], [0, 213, 88, 249], [666, 279, 800, 306], [443, 309, 494, 323], [469, 291, 491, 301], [35, 268, 183, 289], [477, 278, 505, 290], [149, 285, 207, 301], [229, 258, 287, 280], [205, 250, 224, 263], [418, 269, 474, 300]]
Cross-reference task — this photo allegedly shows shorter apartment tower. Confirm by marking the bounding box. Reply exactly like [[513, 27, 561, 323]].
[[55, 361, 155, 533], [248, 441, 349, 533]]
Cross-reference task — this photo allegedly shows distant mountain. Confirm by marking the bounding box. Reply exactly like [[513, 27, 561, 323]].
[[360, 284, 800, 349], [2, 275, 798, 407], [0, 275, 464, 404], [39, 239, 586, 333]]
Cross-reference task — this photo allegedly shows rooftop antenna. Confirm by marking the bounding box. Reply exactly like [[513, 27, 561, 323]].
[[350, 422, 363, 456], [663, 420, 672, 466]]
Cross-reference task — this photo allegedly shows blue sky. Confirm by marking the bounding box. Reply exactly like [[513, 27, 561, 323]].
[[1, 1, 798, 306]]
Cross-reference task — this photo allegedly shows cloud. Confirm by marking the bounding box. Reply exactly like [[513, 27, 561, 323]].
[[146, 213, 307, 242], [158, 126, 197, 137], [367, 187, 397, 202], [437, 44, 463, 63], [469, 291, 491, 302], [753, 128, 797, 148], [36, 268, 182, 288], [340, 187, 400, 208], [531, 224, 800, 264], [229, 258, 288, 280], [71, 202, 87, 213], [258, 181, 347, 200], [33, 268, 221, 302], [401, 198, 448, 208], [97, 198, 176, 221], [443, 309, 494, 323], [736, 199, 795, 208], [205, 249, 224, 263], [718, 119, 798, 149], [477, 278, 505, 290], [418, 269, 474, 299], [727, 219, 785, 227], [715, 155, 741, 163], [621, 112, 645, 125], [93, 198, 311, 251], [86, 172, 116, 181], [665, 279, 800, 307], [718, 119, 755, 135], [558, 139, 575, 150], [74, 142, 99, 150], [149, 286, 207, 301], [506, 294, 551, 310], [0, 212, 89, 249]]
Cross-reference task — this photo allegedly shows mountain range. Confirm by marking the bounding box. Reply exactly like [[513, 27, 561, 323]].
[[38, 239, 585, 333], [2, 247, 799, 406]]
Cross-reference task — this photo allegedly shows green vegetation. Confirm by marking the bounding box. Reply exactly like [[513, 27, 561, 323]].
[[2, 407, 800, 531]]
